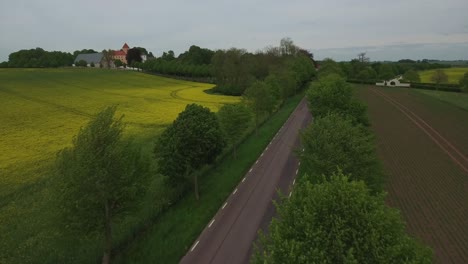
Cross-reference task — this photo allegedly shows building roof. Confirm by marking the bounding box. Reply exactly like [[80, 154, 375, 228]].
[[122, 43, 129, 49], [113, 50, 126, 56], [74, 53, 103, 64]]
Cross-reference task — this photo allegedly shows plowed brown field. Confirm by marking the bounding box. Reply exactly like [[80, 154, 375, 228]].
[[356, 86, 468, 263]]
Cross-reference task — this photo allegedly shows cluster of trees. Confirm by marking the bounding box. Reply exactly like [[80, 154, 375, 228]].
[[1, 48, 74, 68], [253, 74, 432, 262], [460, 73, 468, 92], [317, 53, 451, 84]]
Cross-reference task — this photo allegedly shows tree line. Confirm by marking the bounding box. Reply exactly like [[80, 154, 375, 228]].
[[252, 72, 432, 263]]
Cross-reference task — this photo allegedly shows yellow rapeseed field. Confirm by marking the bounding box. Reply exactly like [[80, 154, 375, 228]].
[[0, 68, 239, 196]]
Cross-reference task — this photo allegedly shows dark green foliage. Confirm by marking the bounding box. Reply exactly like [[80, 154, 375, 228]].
[[7, 48, 74, 68], [178, 45, 214, 65], [55, 106, 148, 262], [76, 60, 87, 67], [378, 63, 396, 80], [155, 104, 226, 199], [126, 48, 142, 66], [90, 62, 95, 67], [217, 103, 252, 158], [459, 72, 468, 92], [318, 58, 345, 78], [73, 49, 98, 57], [306, 74, 368, 126], [356, 66, 377, 82], [243, 81, 275, 134], [253, 172, 432, 264], [114, 59, 123, 68], [212, 48, 254, 95], [403, 69, 421, 83], [300, 113, 382, 191]]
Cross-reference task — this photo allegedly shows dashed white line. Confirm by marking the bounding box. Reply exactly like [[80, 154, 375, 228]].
[[298, 162, 301, 166], [293, 179, 296, 185], [208, 219, 215, 228], [256, 160, 259, 164], [261, 152, 264, 157], [302, 148, 305, 152], [242, 177, 246, 182], [266, 146, 269, 150], [289, 191, 292, 198], [233, 188, 238, 195], [295, 169, 298, 175], [222, 202, 228, 209], [191, 241, 200, 251], [249, 168, 253, 173]]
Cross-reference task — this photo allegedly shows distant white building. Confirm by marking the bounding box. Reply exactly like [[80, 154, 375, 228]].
[[376, 76, 410, 87]]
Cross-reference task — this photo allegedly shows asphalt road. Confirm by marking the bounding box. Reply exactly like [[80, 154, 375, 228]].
[[180, 98, 312, 264]]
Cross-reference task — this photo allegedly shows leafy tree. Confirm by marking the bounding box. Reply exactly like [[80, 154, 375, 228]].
[[357, 52, 370, 63], [356, 66, 377, 82], [101, 49, 113, 69], [306, 74, 368, 126], [253, 172, 432, 264], [212, 48, 254, 95], [431, 69, 448, 85], [459, 72, 468, 92], [403, 69, 421, 83], [161, 50, 175, 61], [114, 59, 123, 68], [90, 62, 95, 67], [217, 104, 252, 158], [155, 104, 225, 200], [7, 48, 74, 68], [76, 59, 87, 67], [280, 37, 298, 56], [264, 74, 282, 104], [378, 64, 396, 80], [300, 113, 382, 191], [318, 58, 345, 78], [243, 81, 275, 135], [126, 48, 142, 66], [55, 106, 148, 264], [178, 45, 214, 65], [73, 49, 98, 57]]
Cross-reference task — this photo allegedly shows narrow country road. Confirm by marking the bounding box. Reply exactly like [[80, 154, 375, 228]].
[[180, 98, 312, 264]]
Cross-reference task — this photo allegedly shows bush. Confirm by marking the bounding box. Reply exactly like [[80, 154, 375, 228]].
[[253, 172, 432, 264], [76, 60, 87, 67]]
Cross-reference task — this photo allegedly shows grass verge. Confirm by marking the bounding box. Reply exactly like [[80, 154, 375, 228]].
[[116, 93, 304, 263]]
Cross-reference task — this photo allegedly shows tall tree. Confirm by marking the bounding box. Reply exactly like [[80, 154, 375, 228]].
[[318, 58, 345, 78], [459, 72, 468, 92], [243, 81, 275, 135], [217, 104, 252, 159], [155, 104, 226, 200], [300, 113, 382, 191], [378, 64, 396, 80], [253, 172, 432, 264], [55, 106, 147, 264], [126, 48, 142, 66], [101, 49, 114, 69], [357, 52, 370, 63], [431, 69, 448, 86]]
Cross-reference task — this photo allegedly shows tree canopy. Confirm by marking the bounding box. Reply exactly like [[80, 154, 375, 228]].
[[306, 74, 368, 126], [243, 81, 275, 134], [7, 48, 74, 68], [55, 106, 148, 264], [300, 113, 382, 191], [431, 69, 448, 84], [253, 172, 432, 264], [217, 103, 252, 158], [126, 48, 142, 66], [155, 104, 225, 199]]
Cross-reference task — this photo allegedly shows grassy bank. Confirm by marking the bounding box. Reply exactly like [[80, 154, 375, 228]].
[[419, 67, 468, 84], [117, 93, 304, 263]]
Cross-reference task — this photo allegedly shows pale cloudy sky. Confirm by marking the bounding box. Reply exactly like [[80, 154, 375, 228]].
[[1, 0, 467, 61]]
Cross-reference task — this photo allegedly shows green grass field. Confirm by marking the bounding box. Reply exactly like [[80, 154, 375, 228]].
[[418, 67, 468, 84], [0, 68, 239, 263], [413, 89, 468, 111]]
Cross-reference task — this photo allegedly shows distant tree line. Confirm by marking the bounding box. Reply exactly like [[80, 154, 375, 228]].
[[0, 48, 74, 68]]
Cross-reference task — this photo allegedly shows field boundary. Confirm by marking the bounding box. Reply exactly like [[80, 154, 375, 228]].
[[370, 87, 468, 173]]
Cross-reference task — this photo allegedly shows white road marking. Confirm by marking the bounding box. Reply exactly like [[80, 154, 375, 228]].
[[233, 188, 238, 195], [298, 162, 301, 166], [293, 179, 296, 185], [208, 219, 215, 228], [249, 168, 253, 173], [266, 146, 268, 150], [191, 241, 200, 251], [222, 202, 228, 209], [261, 153, 264, 157], [256, 160, 259, 164], [289, 191, 292, 198], [295, 169, 298, 175], [302, 148, 305, 152], [242, 177, 246, 182]]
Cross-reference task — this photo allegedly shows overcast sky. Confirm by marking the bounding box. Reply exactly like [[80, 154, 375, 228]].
[[1, 0, 467, 62]]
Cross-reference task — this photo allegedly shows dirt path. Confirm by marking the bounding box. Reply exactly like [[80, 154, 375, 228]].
[[357, 86, 468, 263]]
